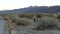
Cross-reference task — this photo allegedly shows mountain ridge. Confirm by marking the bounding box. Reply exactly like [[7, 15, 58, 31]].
[[0, 6, 60, 14]]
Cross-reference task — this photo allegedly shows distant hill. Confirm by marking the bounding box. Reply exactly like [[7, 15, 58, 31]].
[[0, 6, 60, 14]]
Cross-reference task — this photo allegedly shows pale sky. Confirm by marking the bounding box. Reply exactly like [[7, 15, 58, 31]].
[[0, 0, 60, 10]]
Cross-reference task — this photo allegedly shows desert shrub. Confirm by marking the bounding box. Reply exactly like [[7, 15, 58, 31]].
[[0, 16, 4, 20], [36, 14, 41, 18], [10, 17, 18, 22], [10, 16, 31, 26], [15, 19, 31, 26], [3, 17, 8, 20], [18, 14, 34, 19], [57, 15, 60, 19], [57, 15, 60, 22], [1, 14, 5, 17], [32, 17, 58, 30], [24, 14, 34, 19], [18, 14, 24, 18]]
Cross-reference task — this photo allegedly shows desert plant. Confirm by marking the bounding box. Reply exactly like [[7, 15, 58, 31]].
[[36, 14, 41, 18], [10, 16, 32, 26], [32, 17, 58, 30], [57, 15, 60, 19], [15, 19, 31, 26]]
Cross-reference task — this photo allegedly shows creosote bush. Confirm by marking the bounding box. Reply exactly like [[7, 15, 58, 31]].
[[18, 14, 34, 19], [10, 16, 31, 26], [33, 17, 58, 30], [57, 15, 60, 19], [15, 19, 31, 26]]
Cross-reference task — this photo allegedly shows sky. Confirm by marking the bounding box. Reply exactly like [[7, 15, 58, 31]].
[[0, 0, 60, 10]]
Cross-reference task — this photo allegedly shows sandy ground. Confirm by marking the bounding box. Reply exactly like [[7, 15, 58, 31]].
[[15, 26, 60, 34]]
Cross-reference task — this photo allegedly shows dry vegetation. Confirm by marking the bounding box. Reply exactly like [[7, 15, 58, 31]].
[[1, 13, 60, 30]]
